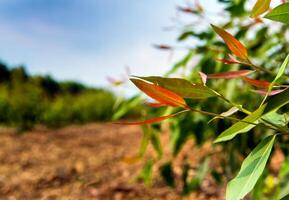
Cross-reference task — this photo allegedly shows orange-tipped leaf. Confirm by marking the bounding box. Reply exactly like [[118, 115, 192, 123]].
[[253, 89, 286, 96], [243, 77, 272, 88], [130, 78, 186, 107], [207, 70, 253, 79], [211, 24, 248, 60]]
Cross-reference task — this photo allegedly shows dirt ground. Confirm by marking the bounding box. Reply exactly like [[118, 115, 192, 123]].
[[0, 123, 226, 200]]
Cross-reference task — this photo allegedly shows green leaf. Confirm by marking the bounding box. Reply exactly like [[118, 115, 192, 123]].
[[271, 54, 289, 86], [139, 159, 154, 185], [260, 54, 289, 105], [138, 125, 150, 157], [151, 129, 163, 159], [262, 111, 288, 127], [136, 76, 218, 99], [251, 0, 271, 18], [265, 3, 289, 24], [215, 88, 289, 143], [226, 135, 276, 200], [214, 104, 266, 143]]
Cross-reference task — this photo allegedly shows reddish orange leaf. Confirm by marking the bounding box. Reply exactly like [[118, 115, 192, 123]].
[[130, 78, 186, 107], [144, 102, 169, 107], [116, 110, 188, 125], [211, 24, 248, 60], [243, 77, 272, 88], [254, 89, 286, 96], [207, 70, 253, 79]]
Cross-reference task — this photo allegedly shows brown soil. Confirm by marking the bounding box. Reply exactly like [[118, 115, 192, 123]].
[[0, 123, 225, 200]]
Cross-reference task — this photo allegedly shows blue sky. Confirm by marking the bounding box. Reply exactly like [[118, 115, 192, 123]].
[[0, 0, 220, 87]]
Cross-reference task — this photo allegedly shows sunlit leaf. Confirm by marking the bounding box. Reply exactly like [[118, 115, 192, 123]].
[[116, 110, 188, 125], [207, 70, 253, 79], [208, 107, 239, 123], [214, 104, 266, 143], [215, 88, 289, 143], [262, 111, 288, 127], [251, 0, 271, 18], [136, 76, 218, 99], [265, 2, 289, 24], [130, 78, 187, 107], [226, 135, 275, 200], [243, 77, 272, 88], [198, 72, 207, 85], [271, 54, 289, 85], [211, 24, 249, 60]]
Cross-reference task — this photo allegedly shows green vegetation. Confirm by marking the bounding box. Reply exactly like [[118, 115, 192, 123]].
[[120, 0, 289, 199], [0, 62, 118, 130]]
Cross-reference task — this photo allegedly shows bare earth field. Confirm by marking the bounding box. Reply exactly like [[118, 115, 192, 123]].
[[0, 123, 226, 200]]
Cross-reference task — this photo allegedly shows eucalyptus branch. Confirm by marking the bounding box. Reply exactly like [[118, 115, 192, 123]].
[[183, 106, 280, 132]]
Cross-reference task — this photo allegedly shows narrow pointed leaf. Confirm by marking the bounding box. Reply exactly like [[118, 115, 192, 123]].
[[260, 54, 289, 104], [251, 0, 271, 18], [207, 70, 253, 79], [144, 102, 170, 107], [265, 2, 289, 24], [243, 77, 272, 88], [116, 110, 188, 125], [226, 135, 275, 200], [130, 78, 186, 107], [136, 76, 218, 99], [211, 24, 248, 60], [208, 107, 239, 123], [254, 89, 286, 96], [214, 104, 266, 143], [199, 72, 207, 85], [272, 54, 289, 84], [215, 88, 289, 143]]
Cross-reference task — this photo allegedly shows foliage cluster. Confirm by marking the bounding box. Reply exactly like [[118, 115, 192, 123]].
[[119, 0, 289, 199]]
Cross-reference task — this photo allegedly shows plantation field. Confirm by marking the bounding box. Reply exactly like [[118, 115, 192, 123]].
[[0, 123, 228, 200]]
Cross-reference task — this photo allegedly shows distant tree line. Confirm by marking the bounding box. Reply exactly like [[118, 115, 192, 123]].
[[0, 61, 117, 131]]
